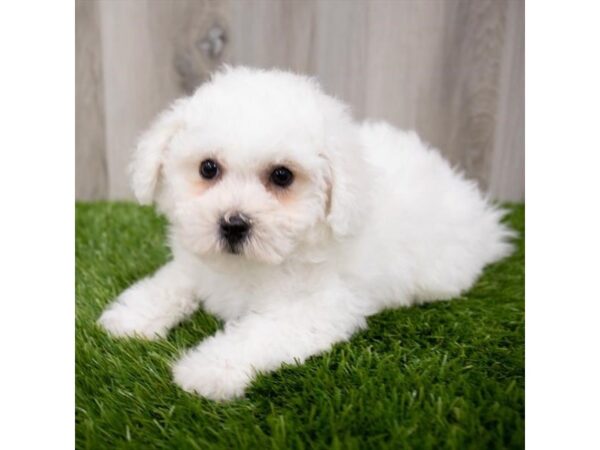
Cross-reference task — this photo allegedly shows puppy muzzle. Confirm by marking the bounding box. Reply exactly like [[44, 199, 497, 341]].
[[219, 212, 252, 253]]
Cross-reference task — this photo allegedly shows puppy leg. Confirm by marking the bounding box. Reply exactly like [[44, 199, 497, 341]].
[[98, 260, 200, 340], [172, 290, 367, 400]]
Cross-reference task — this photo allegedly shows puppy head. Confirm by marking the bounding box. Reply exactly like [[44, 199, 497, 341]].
[[130, 67, 367, 264]]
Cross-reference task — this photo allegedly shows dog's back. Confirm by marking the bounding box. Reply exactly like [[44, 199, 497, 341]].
[[337, 121, 514, 310]]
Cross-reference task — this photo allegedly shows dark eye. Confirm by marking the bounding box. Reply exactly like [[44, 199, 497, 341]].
[[270, 166, 294, 187], [199, 159, 219, 180]]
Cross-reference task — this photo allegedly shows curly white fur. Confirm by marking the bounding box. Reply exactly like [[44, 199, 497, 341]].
[[98, 66, 513, 401]]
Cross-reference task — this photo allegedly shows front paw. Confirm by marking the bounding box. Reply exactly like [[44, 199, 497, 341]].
[[97, 301, 167, 340], [172, 350, 252, 401], [97, 285, 171, 340]]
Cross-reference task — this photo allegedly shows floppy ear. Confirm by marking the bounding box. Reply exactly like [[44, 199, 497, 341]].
[[129, 98, 188, 204], [323, 123, 368, 239]]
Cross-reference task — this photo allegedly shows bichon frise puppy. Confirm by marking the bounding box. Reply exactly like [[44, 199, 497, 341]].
[[98, 66, 513, 401]]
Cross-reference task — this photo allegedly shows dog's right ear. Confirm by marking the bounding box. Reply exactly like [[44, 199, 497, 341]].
[[129, 98, 189, 204]]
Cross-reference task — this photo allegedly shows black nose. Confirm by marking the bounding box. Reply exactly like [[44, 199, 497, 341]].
[[219, 213, 251, 248]]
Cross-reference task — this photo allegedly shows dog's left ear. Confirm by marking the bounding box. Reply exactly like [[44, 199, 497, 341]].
[[129, 98, 189, 204], [322, 115, 368, 239]]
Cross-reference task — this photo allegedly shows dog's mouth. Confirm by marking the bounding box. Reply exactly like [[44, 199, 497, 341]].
[[218, 231, 251, 256], [223, 240, 244, 255]]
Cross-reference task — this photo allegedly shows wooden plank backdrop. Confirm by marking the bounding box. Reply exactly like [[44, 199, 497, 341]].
[[76, 0, 524, 201]]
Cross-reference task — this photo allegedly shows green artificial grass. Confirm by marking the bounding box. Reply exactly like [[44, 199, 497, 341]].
[[76, 203, 524, 450]]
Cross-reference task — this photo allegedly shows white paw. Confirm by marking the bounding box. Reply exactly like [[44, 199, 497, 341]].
[[172, 350, 252, 401], [97, 301, 167, 340]]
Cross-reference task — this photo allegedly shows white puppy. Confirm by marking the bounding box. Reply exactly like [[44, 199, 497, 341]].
[[98, 66, 513, 401]]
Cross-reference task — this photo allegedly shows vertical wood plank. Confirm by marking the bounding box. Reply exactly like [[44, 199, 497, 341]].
[[76, 0, 107, 200], [312, 0, 369, 115], [488, 0, 525, 201], [228, 0, 316, 71], [438, 0, 510, 192]]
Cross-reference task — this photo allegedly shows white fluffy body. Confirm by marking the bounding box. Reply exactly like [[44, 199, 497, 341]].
[[98, 67, 513, 401]]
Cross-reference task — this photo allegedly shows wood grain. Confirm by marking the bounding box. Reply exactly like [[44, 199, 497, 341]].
[[98, 0, 228, 199], [75, 0, 107, 200], [75, 0, 524, 201], [488, 0, 525, 201]]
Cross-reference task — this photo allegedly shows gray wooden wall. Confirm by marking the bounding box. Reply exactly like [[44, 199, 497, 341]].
[[76, 0, 524, 201]]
